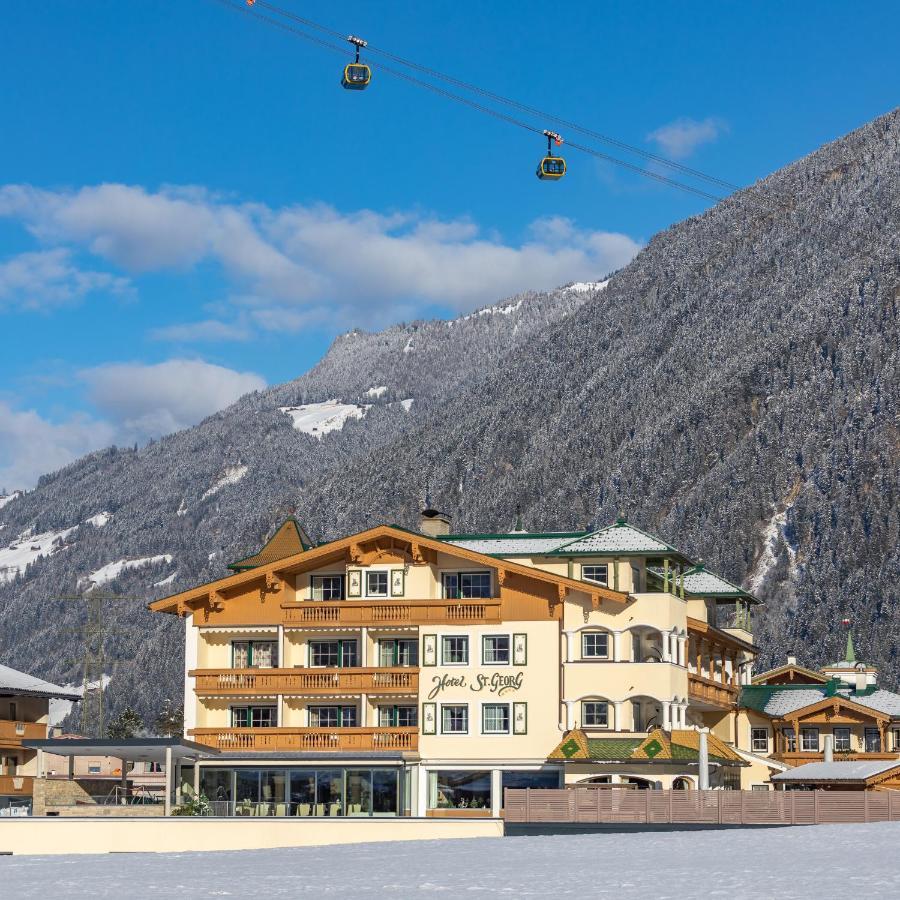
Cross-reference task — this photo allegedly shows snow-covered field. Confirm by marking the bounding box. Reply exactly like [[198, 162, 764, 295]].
[[3, 823, 900, 898], [84, 554, 174, 587]]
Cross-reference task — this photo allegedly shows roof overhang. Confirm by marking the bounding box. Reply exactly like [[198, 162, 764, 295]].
[[23, 737, 220, 763], [149, 524, 629, 616]]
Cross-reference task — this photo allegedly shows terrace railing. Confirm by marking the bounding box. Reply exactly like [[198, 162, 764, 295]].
[[191, 668, 418, 696], [188, 726, 418, 753]]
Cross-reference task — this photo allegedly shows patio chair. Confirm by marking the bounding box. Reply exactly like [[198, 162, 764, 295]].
[[314, 803, 325, 817], [275, 803, 288, 817], [329, 803, 341, 817], [256, 803, 271, 817], [296, 803, 311, 817]]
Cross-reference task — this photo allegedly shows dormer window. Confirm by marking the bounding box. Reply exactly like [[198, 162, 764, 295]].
[[367, 571, 389, 597]]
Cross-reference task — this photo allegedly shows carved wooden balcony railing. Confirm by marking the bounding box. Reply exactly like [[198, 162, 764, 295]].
[[190, 667, 418, 696], [188, 727, 418, 752], [688, 673, 739, 708], [280, 599, 501, 627]]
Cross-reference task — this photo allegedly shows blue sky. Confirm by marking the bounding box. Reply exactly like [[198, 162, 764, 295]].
[[2, 0, 899, 489]]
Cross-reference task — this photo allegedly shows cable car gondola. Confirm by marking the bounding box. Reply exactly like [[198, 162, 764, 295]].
[[537, 130, 566, 180], [342, 35, 371, 90]]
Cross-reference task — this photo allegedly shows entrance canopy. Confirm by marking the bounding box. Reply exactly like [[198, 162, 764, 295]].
[[23, 737, 219, 764]]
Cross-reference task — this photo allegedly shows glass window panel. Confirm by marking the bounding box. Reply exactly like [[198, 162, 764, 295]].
[[372, 769, 399, 815], [833, 727, 851, 752], [582, 565, 608, 585], [397, 706, 417, 727], [316, 769, 344, 816], [431, 770, 490, 810], [442, 636, 468, 664], [235, 770, 260, 803], [289, 771, 316, 806], [252, 642, 275, 668], [231, 707, 250, 728], [751, 728, 769, 752], [367, 571, 388, 596], [345, 769, 372, 816], [482, 635, 510, 665], [460, 572, 491, 598], [482, 703, 510, 734], [582, 633, 609, 658], [260, 771, 287, 805], [251, 707, 276, 728], [201, 769, 232, 803], [801, 728, 819, 752], [782, 727, 796, 752], [442, 705, 468, 734], [865, 728, 882, 752], [442, 573, 459, 599], [232, 642, 249, 669], [501, 771, 560, 791], [311, 575, 344, 601], [582, 702, 608, 727]]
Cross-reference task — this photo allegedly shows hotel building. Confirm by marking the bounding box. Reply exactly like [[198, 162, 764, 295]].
[[149, 508, 779, 816]]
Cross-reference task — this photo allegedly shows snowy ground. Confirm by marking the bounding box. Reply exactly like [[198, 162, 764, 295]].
[[3, 823, 900, 898]]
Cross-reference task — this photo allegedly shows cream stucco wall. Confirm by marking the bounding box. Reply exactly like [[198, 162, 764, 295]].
[[418, 621, 560, 761]]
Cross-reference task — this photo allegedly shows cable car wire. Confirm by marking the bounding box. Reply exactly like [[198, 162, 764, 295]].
[[250, 0, 741, 192], [214, 0, 729, 203]]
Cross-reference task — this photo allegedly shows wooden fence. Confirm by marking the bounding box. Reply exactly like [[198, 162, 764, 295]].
[[503, 788, 900, 826]]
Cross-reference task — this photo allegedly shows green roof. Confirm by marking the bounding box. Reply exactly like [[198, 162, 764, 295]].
[[584, 738, 644, 760]]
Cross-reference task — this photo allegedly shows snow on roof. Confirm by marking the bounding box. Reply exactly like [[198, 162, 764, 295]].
[[845, 689, 900, 717], [442, 534, 583, 555], [773, 760, 900, 782], [682, 566, 755, 598], [757, 688, 831, 716], [553, 521, 677, 555], [0, 663, 81, 700]]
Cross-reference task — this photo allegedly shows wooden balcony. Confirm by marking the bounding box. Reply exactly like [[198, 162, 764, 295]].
[[0, 719, 47, 747], [0, 775, 35, 795], [190, 667, 418, 696], [688, 673, 739, 708], [280, 599, 501, 627], [188, 727, 418, 753]]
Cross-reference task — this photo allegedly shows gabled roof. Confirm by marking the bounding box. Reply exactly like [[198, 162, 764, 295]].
[[228, 518, 313, 571], [739, 683, 900, 721], [0, 663, 81, 701], [752, 662, 830, 685], [551, 519, 686, 558], [549, 728, 743, 765], [151, 523, 629, 615]]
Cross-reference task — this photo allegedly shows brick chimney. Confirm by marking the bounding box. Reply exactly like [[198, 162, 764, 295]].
[[419, 496, 451, 537]]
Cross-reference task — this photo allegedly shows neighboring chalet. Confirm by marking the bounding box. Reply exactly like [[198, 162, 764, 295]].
[[0, 664, 79, 814]]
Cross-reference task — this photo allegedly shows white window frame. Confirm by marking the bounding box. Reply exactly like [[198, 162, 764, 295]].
[[581, 564, 608, 585], [481, 703, 511, 735], [800, 727, 819, 752], [310, 573, 345, 601], [833, 727, 852, 753], [750, 727, 769, 753], [581, 632, 609, 660], [581, 701, 609, 728], [441, 635, 469, 666], [366, 570, 389, 598], [482, 634, 511, 666], [441, 703, 469, 735]]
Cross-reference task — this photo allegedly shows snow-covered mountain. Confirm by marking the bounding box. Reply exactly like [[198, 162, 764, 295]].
[[1, 110, 899, 726]]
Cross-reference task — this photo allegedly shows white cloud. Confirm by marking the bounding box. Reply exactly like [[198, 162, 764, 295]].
[[0, 248, 130, 311], [0, 402, 115, 491], [149, 319, 251, 343], [0, 184, 643, 333], [79, 359, 266, 444], [646, 117, 728, 160], [0, 360, 267, 490]]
